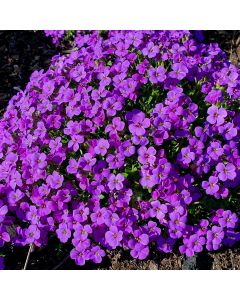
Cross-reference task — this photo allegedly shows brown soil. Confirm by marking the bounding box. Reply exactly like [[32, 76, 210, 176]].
[[7, 244, 239, 270]]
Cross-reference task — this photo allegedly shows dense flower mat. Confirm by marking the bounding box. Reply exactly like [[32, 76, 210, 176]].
[[0, 30, 239, 268]]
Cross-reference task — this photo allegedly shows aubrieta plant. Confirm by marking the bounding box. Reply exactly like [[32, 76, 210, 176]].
[[0, 30, 240, 269]]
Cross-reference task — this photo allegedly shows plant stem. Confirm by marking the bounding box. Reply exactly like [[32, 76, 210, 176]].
[[23, 243, 33, 270], [52, 255, 70, 270]]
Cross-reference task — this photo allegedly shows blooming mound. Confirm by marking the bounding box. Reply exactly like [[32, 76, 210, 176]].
[[0, 30, 240, 267]]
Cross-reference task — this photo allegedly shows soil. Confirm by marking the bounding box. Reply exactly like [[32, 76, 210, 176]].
[[5, 241, 240, 270], [0, 30, 240, 270], [0, 30, 60, 116], [204, 30, 240, 66]]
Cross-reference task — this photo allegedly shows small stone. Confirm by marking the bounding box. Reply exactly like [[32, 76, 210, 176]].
[[182, 255, 197, 270]]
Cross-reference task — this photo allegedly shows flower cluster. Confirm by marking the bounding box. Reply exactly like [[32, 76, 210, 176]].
[[44, 30, 66, 45], [0, 30, 239, 268]]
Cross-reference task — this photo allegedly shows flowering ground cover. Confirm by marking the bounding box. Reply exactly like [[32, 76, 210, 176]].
[[0, 30, 240, 269]]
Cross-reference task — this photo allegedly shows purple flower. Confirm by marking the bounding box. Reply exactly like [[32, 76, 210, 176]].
[[205, 89, 222, 104], [46, 171, 64, 189], [149, 200, 167, 222], [10, 170, 22, 189], [207, 141, 224, 161], [169, 211, 186, 230], [8, 189, 24, 206], [31, 153, 47, 169], [140, 170, 156, 189], [219, 122, 237, 140], [73, 204, 89, 223], [108, 173, 124, 191], [152, 158, 171, 182], [132, 134, 149, 146], [105, 226, 123, 249], [179, 189, 192, 205], [56, 223, 71, 243], [202, 176, 220, 195], [142, 42, 159, 58], [138, 146, 156, 165], [103, 97, 122, 117], [0, 201, 8, 222], [207, 105, 227, 126], [70, 247, 89, 266], [194, 126, 211, 142], [70, 65, 86, 82], [79, 153, 96, 171], [128, 110, 150, 136], [94, 139, 110, 156], [0, 226, 10, 247], [24, 225, 40, 244], [153, 129, 169, 145], [90, 246, 105, 263], [169, 62, 188, 80], [148, 66, 166, 84], [104, 211, 119, 227], [121, 140, 135, 157], [90, 208, 107, 225], [72, 237, 91, 249], [73, 224, 92, 241], [198, 219, 209, 235], [128, 230, 149, 249], [67, 158, 79, 174], [188, 234, 206, 253], [145, 221, 161, 240], [45, 30, 65, 45], [26, 206, 39, 225], [157, 237, 175, 253], [196, 156, 211, 174], [68, 134, 84, 152], [105, 117, 125, 134], [216, 162, 236, 181], [218, 210, 238, 228], [223, 230, 240, 247], [130, 244, 149, 260], [49, 137, 62, 153], [206, 226, 224, 251], [106, 153, 125, 169], [34, 121, 46, 138], [178, 147, 195, 165]]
